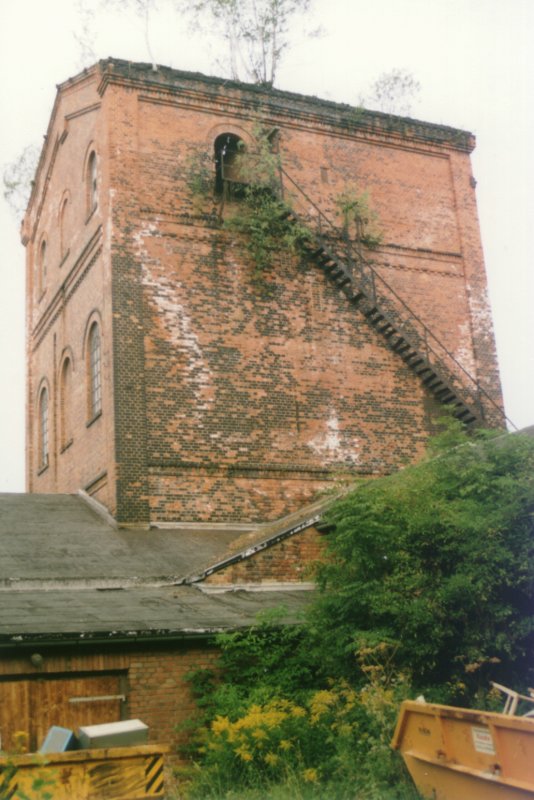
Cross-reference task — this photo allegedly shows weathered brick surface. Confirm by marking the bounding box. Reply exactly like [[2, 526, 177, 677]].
[[23, 59, 504, 524], [23, 70, 117, 513], [127, 645, 218, 748], [203, 525, 325, 584]]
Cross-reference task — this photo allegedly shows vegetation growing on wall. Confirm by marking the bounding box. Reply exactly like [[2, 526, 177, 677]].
[[185, 129, 386, 279], [335, 186, 383, 250], [185, 128, 312, 277]]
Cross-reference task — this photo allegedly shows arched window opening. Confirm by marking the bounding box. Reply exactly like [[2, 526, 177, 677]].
[[88, 323, 102, 419], [59, 197, 69, 261], [38, 239, 47, 295], [87, 151, 98, 214], [38, 386, 49, 469], [214, 133, 246, 197], [60, 357, 73, 449]]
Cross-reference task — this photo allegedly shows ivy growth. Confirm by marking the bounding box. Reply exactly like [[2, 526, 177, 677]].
[[224, 188, 311, 276], [219, 127, 311, 276]]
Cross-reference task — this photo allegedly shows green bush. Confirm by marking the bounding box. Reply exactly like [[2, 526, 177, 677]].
[[183, 675, 416, 799], [313, 423, 534, 698], [178, 422, 534, 797]]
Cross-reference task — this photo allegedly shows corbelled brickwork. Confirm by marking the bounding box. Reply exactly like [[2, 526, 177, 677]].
[[23, 59, 504, 524]]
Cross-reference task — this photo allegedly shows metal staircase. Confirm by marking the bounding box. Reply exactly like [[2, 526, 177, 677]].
[[277, 168, 508, 428]]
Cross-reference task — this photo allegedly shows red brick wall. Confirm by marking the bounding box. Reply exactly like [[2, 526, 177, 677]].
[[126, 645, 219, 748], [24, 61, 504, 523], [23, 70, 117, 514], [203, 525, 325, 585]]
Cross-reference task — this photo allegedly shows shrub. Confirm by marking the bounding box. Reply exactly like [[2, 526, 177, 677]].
[[313, 424, 534, 698], [184, 676, 415, 799]]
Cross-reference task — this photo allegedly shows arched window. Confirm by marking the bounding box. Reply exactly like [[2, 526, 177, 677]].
[[214, 133, 245, 196], [87, 151, 98, 214], [38, 386, 49, 469], [60, 356, 73, 449], [88, 322, 102, 419], [59, 197, 69, 261], [38, 238, 47, 295]]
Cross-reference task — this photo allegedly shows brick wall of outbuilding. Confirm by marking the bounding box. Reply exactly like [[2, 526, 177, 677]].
[[203, 525, 326, 585]]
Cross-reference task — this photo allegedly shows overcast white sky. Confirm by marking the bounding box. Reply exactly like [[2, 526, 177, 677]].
[[0, 0, 533, 492]]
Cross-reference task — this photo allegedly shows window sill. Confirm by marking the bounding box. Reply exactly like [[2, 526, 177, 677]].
[[86, 410, 102, 428], [60, 438, 73, 454], [37, 460, 49, 476]]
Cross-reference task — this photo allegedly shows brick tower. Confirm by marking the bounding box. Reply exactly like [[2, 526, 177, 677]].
[[22, 59, 504, 525]]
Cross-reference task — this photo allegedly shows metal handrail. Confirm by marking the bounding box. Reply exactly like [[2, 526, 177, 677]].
[[279, 165, 514, 429]]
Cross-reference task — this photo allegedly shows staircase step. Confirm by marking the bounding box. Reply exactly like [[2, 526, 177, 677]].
[[350, 291, 364, 305], [336, 276, 351, 288], [405, 356, 424, 369], [377, 322, 395, 335], [329, 266, 344, 277], [455, 408, 476, 422], [366, 312, 385, 326], [434, 388, 455, 401], [392, 339, 409, 352], [421, 372, 437, 385], [426, 378, 444, 390]]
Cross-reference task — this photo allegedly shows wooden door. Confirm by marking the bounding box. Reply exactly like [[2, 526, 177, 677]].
[[0, 679, 31, 752], [0, 673, 125, 752]]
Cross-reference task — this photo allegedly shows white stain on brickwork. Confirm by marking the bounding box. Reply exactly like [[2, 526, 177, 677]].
[[308, 409, 359, 464], [454, 320, 477, 379], [135, 223, 214, 412]]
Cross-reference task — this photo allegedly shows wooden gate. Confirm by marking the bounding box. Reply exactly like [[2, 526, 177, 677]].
[[0, 673, 126, 752]]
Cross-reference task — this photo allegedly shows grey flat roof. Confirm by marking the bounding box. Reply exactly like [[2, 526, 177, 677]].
[[1, 585, 312, 645], [0, 492, 318, 646], [0, 493, 244, 584]]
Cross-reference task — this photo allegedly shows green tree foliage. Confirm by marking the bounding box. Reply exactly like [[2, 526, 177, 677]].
[[312, 424, 534, 698], [181, 425, 533, 796]]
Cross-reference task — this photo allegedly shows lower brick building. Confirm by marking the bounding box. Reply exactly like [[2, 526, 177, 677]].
[[0, 491, 323, 753]]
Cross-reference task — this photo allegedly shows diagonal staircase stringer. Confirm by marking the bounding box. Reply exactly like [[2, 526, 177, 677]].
[[283, 211, 485, 425]]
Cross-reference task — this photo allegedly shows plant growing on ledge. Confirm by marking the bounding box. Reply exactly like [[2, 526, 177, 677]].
[[224, 188, 311, 276], [335, 186, 383, 251], [221, 129, 312, 276]]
